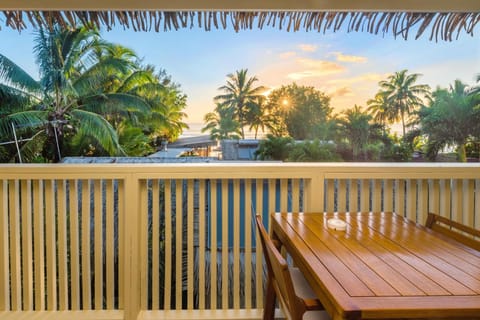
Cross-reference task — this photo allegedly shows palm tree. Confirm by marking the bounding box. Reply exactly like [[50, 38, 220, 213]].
[[418, 80, 480, 162], [214, 69, 266, 139], [254, 134, 294, 161], [339, 105, 372, 161], [202, 104, 242, 141], [246, 95, 269, 139], [379, 70, 430, 136], [367, 91, 394, 131], [0, 26, 154, 162]]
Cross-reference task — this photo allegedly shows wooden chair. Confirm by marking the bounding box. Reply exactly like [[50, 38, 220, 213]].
[[425, 213, 480, 251], [255, 215, 330, 320]]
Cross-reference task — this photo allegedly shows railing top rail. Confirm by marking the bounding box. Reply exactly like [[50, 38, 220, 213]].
[[0, 162, 479, 180]]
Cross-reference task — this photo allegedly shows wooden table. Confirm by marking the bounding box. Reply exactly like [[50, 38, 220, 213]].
[[270, 212, 480, 320]]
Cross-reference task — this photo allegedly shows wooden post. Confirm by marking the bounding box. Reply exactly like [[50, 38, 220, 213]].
[[123, 174, 141, 320]]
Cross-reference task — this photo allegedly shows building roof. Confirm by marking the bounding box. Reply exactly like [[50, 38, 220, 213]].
[[1, 1, 479, 41], [62, 156, 219, 163], [169, 135, 217, 148]]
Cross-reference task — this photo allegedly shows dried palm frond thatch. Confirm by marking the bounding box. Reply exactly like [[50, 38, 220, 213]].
[[2, 10, 479, 41]]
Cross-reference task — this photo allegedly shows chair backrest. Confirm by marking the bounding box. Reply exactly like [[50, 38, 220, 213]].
[[425, 213, 480, 251], [255, 215, 303, 320]]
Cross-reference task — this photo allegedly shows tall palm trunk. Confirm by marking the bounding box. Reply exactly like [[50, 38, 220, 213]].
[[457, 143, 467, 162]]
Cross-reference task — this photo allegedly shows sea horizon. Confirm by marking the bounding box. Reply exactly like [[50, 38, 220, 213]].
[[180, 122, 268, 139], [182, 122, 404, 139]]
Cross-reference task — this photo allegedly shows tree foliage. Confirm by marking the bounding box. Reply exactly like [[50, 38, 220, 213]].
[[266, 83, 332, 140], [213, 69, 266, 139], [377, 69, 430, 136], [418, 80, 480, 161], [0, 26, 188, 162]]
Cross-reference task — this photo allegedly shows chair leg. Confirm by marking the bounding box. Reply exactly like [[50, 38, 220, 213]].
[[263, 277, 277, 320]]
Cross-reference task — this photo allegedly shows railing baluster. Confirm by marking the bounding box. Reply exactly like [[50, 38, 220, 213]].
[[395, 179, 405, 217], [105, 179, 115, 310], [244, 179, 252, 309], [33, 180, 45, 310], [21, 180, 33, 310], [462, 180, 475, 227], [187, 179, 194, 309], [337, 180, 347, 212], [326, 179, 335, 212], [117, 180, 125, 310], [429, 179, 440, 215], [151, 180, 160, 310], [139, 180, 148, 310], [69, 179, 80, 310], [233, 179, 240, 309], [292, 179, 301, 213], [45, 179, 56, 310], [81, 179, 91, 309], [0, 180, 10, 311], [451, 179, 463, 223], [439, 179, 451, 218], [8, 180, 21, 310], [198, 179, 206, 309], [384, 179, 394, 212], [57, 180, 68, 310], [175, 179, 183, 310], [349, 179, 358, 212], [210, 179, 218, 309], [255, 179, 264, 309], [418, 180, 429, 224], [268, 180, 275, 219], [94, 180, 103, 309], [280, 179, 288, 212], [372, 180, 382, 212], [221, 180, 229, 309], [406, 180, 417, 222], [360, 179, 370, 212], [164, 179, 172, 310]]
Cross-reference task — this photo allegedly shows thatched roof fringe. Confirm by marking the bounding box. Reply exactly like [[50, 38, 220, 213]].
[[2, 11, 478, 41]]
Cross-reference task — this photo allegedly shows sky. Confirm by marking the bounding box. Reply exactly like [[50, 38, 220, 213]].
[[1, 23, 479, 125]]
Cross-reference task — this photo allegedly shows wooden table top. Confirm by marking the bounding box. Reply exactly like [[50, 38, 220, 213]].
[[270, 212, 480, 320]]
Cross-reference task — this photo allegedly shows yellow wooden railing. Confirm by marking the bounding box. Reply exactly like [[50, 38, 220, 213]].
[[1, 163, 479, 320]]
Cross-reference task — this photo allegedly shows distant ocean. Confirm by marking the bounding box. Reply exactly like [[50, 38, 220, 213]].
[[181, 123, 267, 139], [182, 122, 404, 138]]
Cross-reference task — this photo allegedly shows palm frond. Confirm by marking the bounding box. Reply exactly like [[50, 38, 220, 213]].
[[0, 54, 42, 94], [80, 92, 152, 116], [0, 110, 47, 140], [70, 109, 124, 155], [73, 57, 135, 95], [0, 84, 40, 113], [117, 70, 158, 93]]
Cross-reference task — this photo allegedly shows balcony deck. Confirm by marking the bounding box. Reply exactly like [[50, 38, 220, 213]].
[[1, 163, 479, 320]]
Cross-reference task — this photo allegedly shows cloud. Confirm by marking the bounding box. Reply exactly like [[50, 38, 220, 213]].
[[298, 44, 318, 52], [326, 73, 385, 86], [279, 51, 296, 59], [287, 58, 345, 80], [329, 86, 353, 97], [330, 51, 367, 63]]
